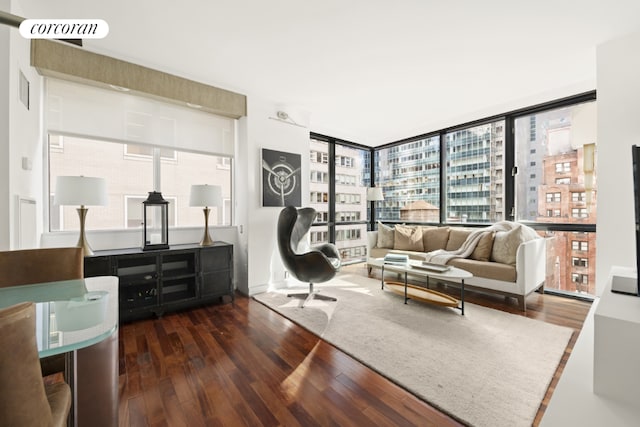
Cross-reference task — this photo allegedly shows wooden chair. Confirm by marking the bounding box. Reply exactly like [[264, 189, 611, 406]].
[[0, 302, 71, 426]]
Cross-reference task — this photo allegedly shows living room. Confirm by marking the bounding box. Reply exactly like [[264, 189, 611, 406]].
[[2, 1, 640, 426]]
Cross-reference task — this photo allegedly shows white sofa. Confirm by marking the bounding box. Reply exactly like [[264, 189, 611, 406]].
[[366, 225, 547, 311]]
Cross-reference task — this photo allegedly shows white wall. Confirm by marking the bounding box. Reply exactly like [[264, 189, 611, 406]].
[[234, 101, 313, 296], [595, 30, 640, 295], [241, 96, 310, 296], [234, 116, 249, 295], [9, 15, 42, 250], [0, 0, 43, 250], [0, 0, 10, 250]]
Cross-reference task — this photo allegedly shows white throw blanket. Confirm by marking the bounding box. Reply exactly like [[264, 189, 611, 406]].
[[423, 221, 519, 265]]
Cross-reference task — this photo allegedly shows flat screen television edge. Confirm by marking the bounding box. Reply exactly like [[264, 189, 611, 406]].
[[611, 144, 640, 296]]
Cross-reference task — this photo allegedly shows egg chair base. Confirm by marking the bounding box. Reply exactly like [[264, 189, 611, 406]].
[[287, 283, 337, 308]]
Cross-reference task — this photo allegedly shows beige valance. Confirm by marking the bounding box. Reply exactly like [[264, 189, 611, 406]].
[[30, 39, 246, 119]]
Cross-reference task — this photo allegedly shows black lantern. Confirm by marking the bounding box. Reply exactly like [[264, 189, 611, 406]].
[[142, 191, 169, 251]]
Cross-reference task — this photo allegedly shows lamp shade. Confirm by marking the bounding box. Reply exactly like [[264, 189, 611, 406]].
[[189, 184, 222, 207], [54, 176, 108, 206], [366, 187, 384, 201]]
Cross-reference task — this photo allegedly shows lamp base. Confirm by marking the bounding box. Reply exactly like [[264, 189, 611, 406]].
[[199, 207, 214, 246], [77, 206, 94, 256], [199, 233, 214, 246], [78, 236, 95, 256]]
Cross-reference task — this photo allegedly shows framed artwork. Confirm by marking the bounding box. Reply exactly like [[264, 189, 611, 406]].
[[261, 148, 301, 207]]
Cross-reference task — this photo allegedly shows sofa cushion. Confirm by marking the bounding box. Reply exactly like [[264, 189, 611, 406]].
[[491, 225, 538, 265], [394, 225, 424, 251], [445, 228, 473, 251], [369, 247, 392, 259], [376, 222, 395, 248], [470, 231, 495, 262], [448, 258, 517, 283], [422, 227, 450, 252]]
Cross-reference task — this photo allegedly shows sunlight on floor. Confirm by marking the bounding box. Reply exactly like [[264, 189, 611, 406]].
[[280, 341, 321, 402]]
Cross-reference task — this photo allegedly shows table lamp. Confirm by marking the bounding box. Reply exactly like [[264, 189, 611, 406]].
[[54, 176, 108, 256], [189, 184, 222, 246], [366, 187, 384, 231]]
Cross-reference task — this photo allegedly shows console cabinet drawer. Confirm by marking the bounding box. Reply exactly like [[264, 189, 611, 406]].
[[200, 246, 232, 272]]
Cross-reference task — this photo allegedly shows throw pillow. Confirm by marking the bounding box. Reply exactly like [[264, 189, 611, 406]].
[[470, 231, 495, 262], [422, 227, 450, 252], [445, 228, 473, 251], [394, 225, 424, 251], [520, 223, 540, 241], [491, 225, 538, 265], [376, 221, 395, 248]]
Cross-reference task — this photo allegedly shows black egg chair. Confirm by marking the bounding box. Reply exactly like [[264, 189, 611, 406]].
[[277, 206, 341, 307]]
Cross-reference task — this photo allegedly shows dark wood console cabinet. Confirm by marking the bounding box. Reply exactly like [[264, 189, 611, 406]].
[[84, 242, 233, 322]]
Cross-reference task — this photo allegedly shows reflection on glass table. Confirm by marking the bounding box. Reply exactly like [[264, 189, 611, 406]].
[[0, 277, 118, 357]]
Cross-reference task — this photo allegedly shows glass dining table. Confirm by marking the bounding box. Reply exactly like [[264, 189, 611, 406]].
[[0, 276, 119, 427]]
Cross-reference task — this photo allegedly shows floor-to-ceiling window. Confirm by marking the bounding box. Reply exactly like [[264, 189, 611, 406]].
[[362, 91, 596, 298], [514, 100, 597, 296], [309, 138, 330, 245], [445, 120, 505, 223], [335, 143, 369, 262], [374, 135, 440, 222], [309, 135, 370, 264], [372, 124, 503, 225], [310, 93, 596, 298]]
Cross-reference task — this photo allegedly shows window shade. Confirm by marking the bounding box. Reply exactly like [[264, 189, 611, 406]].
[[46, 78, 235, 156]]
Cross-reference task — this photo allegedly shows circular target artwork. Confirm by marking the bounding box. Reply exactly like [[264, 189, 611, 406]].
[[261, 148, 301, 207]]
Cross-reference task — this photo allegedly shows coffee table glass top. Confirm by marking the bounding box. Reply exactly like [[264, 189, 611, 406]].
[[368, 257, 473, 280]]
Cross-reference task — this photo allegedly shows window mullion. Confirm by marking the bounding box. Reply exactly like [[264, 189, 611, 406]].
[[505, 116, 515, 221]]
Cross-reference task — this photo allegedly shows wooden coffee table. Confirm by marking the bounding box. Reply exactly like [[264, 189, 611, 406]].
[[367, 258, 473, 315]]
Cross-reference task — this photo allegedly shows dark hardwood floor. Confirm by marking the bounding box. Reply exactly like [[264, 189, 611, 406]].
[[118, 263, 592, 426]]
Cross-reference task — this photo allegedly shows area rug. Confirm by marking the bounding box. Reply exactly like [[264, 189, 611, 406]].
[[253, 273, 573, 427]]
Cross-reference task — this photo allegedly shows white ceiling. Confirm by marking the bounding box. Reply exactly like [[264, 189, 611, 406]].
[[18, 0, 640, 146]]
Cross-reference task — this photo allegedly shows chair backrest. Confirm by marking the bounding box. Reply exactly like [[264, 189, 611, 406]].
[[0, 302, 54, 426], [278, 206, 317, 280], [277, 206, 301, 276], [0, 247, 84, 288], [277, 206, 341, 284], [277, 206, 316, 258]]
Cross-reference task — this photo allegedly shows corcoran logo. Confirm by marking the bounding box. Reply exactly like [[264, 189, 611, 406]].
[[19, 19, 109, 39]]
